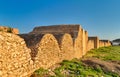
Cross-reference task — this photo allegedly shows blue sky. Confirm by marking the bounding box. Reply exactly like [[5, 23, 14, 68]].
[[0, 0, 120, 40]]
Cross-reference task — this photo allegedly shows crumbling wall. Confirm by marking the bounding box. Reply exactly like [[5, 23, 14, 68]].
[[54, 33, 74, 61], [0, 26, 19, 34], [0, 32, 34, 77], [0, 25, 112, 77], [11, 28, 19, 34], [30, 24, 83, 59], [19, 34, 61, 69]]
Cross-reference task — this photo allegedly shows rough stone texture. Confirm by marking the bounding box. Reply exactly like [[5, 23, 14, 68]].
[[0, 25, 112, 77], [11, 28, 19, 34], [74, 27, 83, 58], [19, 34, 61, 69], [0, 26, 19, 34], [0, 32, 34, 77], [30, 24, 83, 59], [54, 33, 74, 61]]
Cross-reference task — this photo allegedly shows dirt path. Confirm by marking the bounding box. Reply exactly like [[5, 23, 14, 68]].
[[82, 58, 120, 76]]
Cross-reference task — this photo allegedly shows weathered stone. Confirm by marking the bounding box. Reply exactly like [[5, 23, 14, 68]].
[[0, 26, 19, 34], [0, 25, 111, 77], [0, 32, 34, 77]]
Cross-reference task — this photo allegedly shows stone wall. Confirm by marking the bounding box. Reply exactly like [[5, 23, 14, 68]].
[[88, 37, 99, 49], [0, 32, 34, 77], [82, 30, 88, 55], [87, 37, 111, 50], [100, 40, 111, 47], [87, 39, 95, 51], [99, 40, 105, 47], [73, 26, 83, 58], [30, 24, 80, 38], [0, 26, 19, 34], [19, 33, 61, 69], [0, 24, 111, 77]]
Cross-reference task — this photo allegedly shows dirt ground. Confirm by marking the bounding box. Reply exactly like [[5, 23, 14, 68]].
[[82, 58, 120, 76]]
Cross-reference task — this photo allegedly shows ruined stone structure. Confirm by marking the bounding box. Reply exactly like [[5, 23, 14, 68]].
[[0, 32, 34, 77], [0, 26, 19, 34], [100, 40, 111, 47], [0, 25, 111, 77], [87, 37, 111, 51]]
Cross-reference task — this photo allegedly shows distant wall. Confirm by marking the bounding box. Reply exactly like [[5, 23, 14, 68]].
[[87, 39, 95, 51], [0, 25, 111, 77], [99, 40, 105, 47], [100, 40, 111, 47], [87, 37, 111, 51], [88, 37, 99, 49]]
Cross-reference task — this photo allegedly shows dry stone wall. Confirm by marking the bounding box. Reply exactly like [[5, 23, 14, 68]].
[[54, 33, 74, 61], [0, 26, 19, 34], [19, 34, 61, 69], [0, 25, 111, 77], [0, 32, 34, 77]]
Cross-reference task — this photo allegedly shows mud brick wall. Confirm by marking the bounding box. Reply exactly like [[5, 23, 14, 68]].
[[0, 32, 34, 77]]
